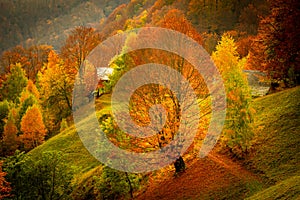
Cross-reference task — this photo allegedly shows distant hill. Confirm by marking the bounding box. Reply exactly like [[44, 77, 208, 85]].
[[0, 0, 130, 53], [1, 0, 269, 55]]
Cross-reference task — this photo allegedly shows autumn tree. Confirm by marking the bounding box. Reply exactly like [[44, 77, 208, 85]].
[[0, 46, 27, 76], [18, 94, 38, 129], [20, 105, 46, 151], [60, 26, 101, 77], [1, 63, 28, 103], [0, 45, 52, 81], [159, 9, 203, 44], [20, 79, 40, 102], [102, 10, 210, 172], [124, 10, 148, 31], [212, 35, 253, 157], [248, 0, 300, 86], [2, 110, 19, 156], [18, 80, 40, 128], [153, 10, 209, 171], [0, 162, 11, 199], [38, 50, 73, 134], [24, 45, 53, 81], [59, 26, 101, 112]]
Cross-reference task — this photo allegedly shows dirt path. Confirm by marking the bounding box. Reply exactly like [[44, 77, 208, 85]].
[[136, 153, 259, 200], [207, 154, 259, 181]]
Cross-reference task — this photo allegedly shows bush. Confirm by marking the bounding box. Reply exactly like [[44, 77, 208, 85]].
[[3, 150, 73, 200]]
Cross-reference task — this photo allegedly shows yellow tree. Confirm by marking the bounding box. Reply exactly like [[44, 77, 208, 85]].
[[18, 80, 40, 131], [212, 34, 253, 157], [38, 50, 73, 134], [39, 50, 73, 114], [19, 80, 40, 117], [20, 105, 46, 151]]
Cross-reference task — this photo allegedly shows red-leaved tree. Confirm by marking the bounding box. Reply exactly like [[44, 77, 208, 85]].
[[248, 0, 300, 85]]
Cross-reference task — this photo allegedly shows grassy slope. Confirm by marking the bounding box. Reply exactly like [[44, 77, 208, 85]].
[[245, 86, 300, 199], [28, 94, 112, 178], [28, 87, 300, 199], [136, 86, 300, 199], [246, 176, 300, 200]]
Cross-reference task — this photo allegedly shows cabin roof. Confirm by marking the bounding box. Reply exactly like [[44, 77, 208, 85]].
[[97, 67, 113, 81]]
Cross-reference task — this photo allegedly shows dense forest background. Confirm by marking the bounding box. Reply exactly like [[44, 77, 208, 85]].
[[0, 0, 268, 54], [0, 0, 130, 53], [0, 0, 299, 199]]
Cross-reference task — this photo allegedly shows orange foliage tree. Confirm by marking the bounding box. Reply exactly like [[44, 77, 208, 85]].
[[19, 79, 40, 105], [0, 45, 52, 81], [24, 79, 40, 100], [0, 162, 11, 199], [102, 11, 211, 172], [2, 111, 19, 156], [60, 26, 101, 77], [236, 35, 255, 59], [159, 9, 203, 45], [20, 105, 46, 151]]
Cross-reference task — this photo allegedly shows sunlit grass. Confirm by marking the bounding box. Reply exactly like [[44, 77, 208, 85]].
[[27, 87, 300, 199], [246, 176, 300, 200], [245, 86, 300, 199], [249, 86, 300, 183]]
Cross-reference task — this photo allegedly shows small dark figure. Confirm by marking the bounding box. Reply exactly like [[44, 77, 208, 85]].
[[174, 156, 185, 173]]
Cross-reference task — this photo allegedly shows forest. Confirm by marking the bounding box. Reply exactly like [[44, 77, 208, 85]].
[[0, 0, 299, 199]]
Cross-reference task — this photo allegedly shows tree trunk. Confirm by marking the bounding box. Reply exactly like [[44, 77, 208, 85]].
[[125, 172, 133, 199]]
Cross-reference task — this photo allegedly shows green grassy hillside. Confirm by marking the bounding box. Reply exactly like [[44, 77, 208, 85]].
[[28, 94, 112, 176], [246, 86, 300, 199], [246, 176, 300, 200], [248, 86, 300, 182], [27, 87, 300, 199]]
